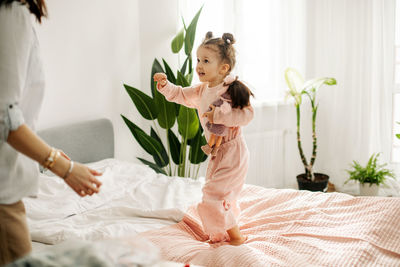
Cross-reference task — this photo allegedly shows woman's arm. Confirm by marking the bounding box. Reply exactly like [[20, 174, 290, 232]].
[[7, 124, 102, 196]]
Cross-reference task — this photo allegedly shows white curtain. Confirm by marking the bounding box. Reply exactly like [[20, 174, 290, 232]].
[[179, 0, 396, 191], [305, 0, 395, 192]]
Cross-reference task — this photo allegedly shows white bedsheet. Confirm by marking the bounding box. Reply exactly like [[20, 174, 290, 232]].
[[24, 159, 203, 245]]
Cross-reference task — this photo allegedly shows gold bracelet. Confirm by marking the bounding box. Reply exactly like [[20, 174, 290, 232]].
[[42, 147, 56, 170], [48, 150, 60, 169]]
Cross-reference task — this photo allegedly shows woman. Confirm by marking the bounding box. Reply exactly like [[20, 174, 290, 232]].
[[0, 0, 103, 264]]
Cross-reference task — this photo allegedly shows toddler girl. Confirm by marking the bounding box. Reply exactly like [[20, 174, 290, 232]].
[[154, 32, 253, 246]]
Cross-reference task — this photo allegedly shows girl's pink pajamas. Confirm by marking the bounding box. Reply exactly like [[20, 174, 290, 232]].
[[158, 79, 253, 241]]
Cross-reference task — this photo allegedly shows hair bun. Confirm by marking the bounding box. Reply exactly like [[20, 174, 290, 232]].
[[205, 31, 213, 39], [222, 33, 235, 45]]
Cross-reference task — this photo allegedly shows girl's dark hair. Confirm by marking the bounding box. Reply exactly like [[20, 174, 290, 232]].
[[201, 31, 236, 73], [225, 79, 254, 109], [0, 0, 47, 23]]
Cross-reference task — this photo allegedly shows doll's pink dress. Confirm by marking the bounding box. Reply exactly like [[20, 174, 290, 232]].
[[157, 75, 253, 242]]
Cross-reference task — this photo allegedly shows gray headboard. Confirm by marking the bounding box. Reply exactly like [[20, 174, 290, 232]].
[[38, 118, 114, 163]]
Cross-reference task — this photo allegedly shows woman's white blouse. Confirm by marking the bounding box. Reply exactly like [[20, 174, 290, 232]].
[[0, 2, 45, 204]]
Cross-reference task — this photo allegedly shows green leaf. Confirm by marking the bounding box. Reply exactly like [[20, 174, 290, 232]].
[[171, 28, 184, 53], [187, 111, 201, 146], [344, 153, 395, 185], [176, 71, 190, 87], [174, 103, 180, 117], [180, 56, 189, 76], [137, 157, 167, 175], [124, 84, 158, 120], [181, 17, 187, 31], [154, 80, 176, 129], [151, 59, 165, 98], [178, 106, 199, 140], [121, 115, 162, 155], [168, 129, 181, 165], [185, 72, 194, 85], [184, 6, 203, 56], [162, 59, 176, 84], [189, 129, 208, 164], [150, 128, 169, 167], [396, 134, 400, 139]]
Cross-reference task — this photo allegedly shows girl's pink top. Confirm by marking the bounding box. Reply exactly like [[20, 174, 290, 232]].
[[157, 77, 254, 143]]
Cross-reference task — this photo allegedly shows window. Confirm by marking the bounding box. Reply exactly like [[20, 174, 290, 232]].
[[393, 0, 400, 162], [178, 0, 306, 102]]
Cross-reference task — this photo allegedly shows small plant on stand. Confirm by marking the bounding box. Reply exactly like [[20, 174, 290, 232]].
[[344, 153, 395, 196]]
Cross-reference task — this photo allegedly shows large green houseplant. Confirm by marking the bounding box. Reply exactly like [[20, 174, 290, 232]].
[[285, 68, 337, 191], [121, 7, 207, 178], [344, 153, 395, 196]]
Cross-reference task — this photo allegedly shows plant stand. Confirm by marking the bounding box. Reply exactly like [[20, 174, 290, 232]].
[[296, 173, 329, 192]]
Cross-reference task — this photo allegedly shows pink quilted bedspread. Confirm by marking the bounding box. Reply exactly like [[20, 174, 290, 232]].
[[139, 185, 400, 267]]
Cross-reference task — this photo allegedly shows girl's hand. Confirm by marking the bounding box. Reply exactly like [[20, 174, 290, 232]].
[[153, 73, 167, 87], [63, 162, 102, 197], [202, 105, 215, 123]]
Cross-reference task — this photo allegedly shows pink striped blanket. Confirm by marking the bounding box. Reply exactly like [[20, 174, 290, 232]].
[[139, 185, 400, 267]]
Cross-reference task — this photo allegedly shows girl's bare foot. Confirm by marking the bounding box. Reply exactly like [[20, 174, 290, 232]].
[[229, 235, 247, 246]]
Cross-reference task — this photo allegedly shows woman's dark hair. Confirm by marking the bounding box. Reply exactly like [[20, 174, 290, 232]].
[[201, 31, 236, 73], [0, 0, 47, 23], [225, 79, 254, 109]]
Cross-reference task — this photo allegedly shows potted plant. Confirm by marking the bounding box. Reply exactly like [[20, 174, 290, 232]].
[[284, 68, 337, 191], [344, 153, 395, 196], [121, 7, 207, 178]]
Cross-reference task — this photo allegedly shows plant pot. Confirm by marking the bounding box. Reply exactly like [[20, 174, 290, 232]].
[[359, 183, 379, 196], [296, 173, 329, 192]]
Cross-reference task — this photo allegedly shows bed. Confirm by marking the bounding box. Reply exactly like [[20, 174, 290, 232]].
[[16, 118, 400, 266]]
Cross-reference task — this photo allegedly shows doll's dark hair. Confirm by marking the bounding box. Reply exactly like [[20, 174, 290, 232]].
[[225, 78, 254, 109], [0, 0, 47, 23], [201, 31, 236, 74]]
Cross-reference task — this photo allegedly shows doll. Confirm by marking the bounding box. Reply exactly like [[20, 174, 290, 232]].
[[201, 76, 253, 157]]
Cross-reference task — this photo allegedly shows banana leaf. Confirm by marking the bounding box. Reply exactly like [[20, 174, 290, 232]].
[[121, 115, 162, 156], [154, 84, 176, 129], [178, 106, 199, 140], [162, 59, 176, 84], [137, 157, 167, 175], [124, 84, 158, 120], [168, 129, 181, 165], [184, 6, 203, 56], [171, 28, 184, 54], [150, 127, 169, 167], [189, 128, 208, 164], [150, 59, 164, 98]]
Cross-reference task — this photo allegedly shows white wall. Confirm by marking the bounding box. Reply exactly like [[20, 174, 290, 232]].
[[36, 0, 179, 162]]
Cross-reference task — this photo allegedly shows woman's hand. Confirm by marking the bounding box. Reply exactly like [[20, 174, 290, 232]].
[[153, 73, 167, 87], [63, 162, 102, 197], [59, 150, 70, 160], [202, 105, 215, 123]]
